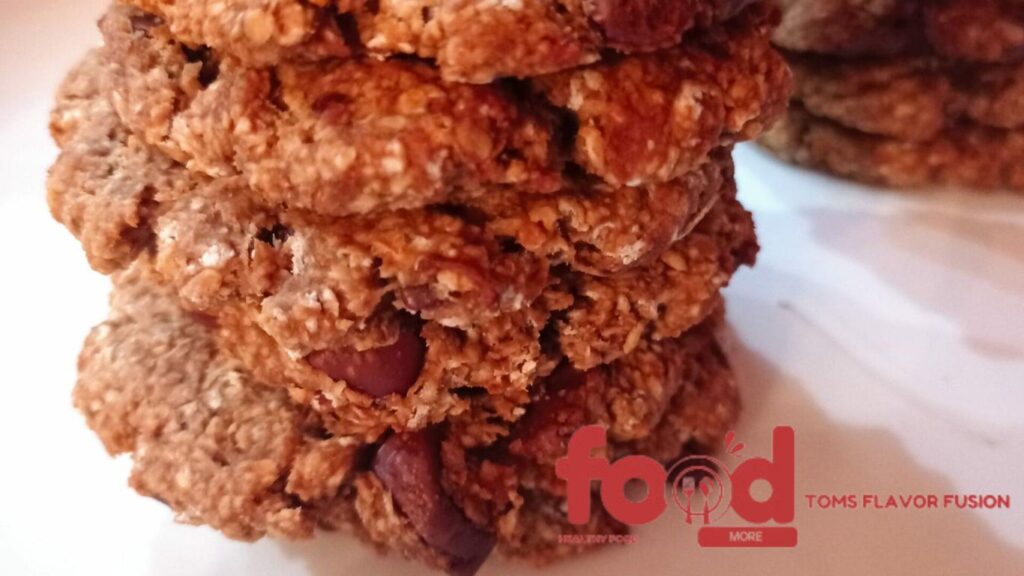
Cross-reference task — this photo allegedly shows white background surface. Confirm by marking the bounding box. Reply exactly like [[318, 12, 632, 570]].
[[1, 1, 1023, 574]]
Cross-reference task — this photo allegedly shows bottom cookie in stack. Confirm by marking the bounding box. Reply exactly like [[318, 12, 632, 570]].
[[76, 267, 739, 574], [761, 54, 1024, 190]]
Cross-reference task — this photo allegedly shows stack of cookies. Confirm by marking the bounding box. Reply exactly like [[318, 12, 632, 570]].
[[763, 0, 1024, 190], [49, 1, 789, 573]]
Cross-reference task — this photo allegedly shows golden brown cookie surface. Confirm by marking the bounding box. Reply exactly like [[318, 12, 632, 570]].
[[50, 48, 757, 439], [99, 4, 788, 217], [122, 0, 759, 82]]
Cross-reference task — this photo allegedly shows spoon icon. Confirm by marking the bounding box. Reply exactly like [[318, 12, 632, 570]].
[[700, 478, 713, 525]]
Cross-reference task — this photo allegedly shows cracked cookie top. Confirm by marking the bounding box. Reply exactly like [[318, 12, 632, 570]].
[[99, 3, 788, 217], [123, 0, 760, 82]]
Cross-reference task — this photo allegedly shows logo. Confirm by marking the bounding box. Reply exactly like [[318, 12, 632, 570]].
[[555, 425, 797, 548]]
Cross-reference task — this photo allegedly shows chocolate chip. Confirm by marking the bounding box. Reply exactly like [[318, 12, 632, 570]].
[[497, 237, 524, 254], [374, 430, 496, 576], [333, 12, 364, 53], [267, 70, 289, 112], [588, 0, 697, 50], [507, 363, 592, 462], [452, 387, 488, 399], [181, 45, 220, 87], [544, 362, 588, 393], [306, 328, 426, 398]]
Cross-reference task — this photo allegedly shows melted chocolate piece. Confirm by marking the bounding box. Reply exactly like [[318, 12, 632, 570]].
[[588, 0, 697, 50], [374, 430, 496, 576], [307, 329, 426, 397]]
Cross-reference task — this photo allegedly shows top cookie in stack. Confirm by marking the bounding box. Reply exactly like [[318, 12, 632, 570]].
[[48, 1, 790, 573], [763, 0, 1024, 190], [125, 0, 761, 82]]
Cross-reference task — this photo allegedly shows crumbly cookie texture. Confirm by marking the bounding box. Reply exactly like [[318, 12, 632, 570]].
[[122, 0, 757, 82], [506, 313, 740, 494], [48, 50, 745, 325], [787, 54, 1024, 142], [166, 180, 752, 441], [47, 49, 169, 273], [761, 105, 1024, 190], [49, 51, 732, 307], [774, 0, 1024, 63], [49, 48, 755, 440], [557, 191, 757, 370], [144, 179, 750, 441], [99, 3, 788, 217], [53, 188, 749, 440], [194, 190, 751, 441], [212, 297, 552, 443], [535, 3, 791, 187], [76, 271, 737, 571], [100, 5, 561, 217], [48, 66, 551, 334], [75, 269, 352, 541]]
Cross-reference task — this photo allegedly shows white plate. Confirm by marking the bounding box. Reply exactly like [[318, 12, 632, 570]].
[[1, 2, 1022, 574]]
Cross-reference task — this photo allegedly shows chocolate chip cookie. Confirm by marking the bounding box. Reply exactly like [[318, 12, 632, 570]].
[[100, 3, 788, 217], [52, 1, 786, 572], [122, 0, 760, 82]]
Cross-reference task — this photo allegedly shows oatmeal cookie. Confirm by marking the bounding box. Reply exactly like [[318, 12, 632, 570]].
[[787, 55, 1024, 142], [504, 315, 739, 494], [203, 191, 752, 440], [100, 3, 788, 216], [101, 5, 560, 217], [122, 0, 758, 83], [773, 0, 923, 58], [70, 188, 751, 442], [760, 105, 1024, 190], [76, 270, 737, 572], [47, 97, 552, 334], [556, 192, 757, 370], [49, 52, 734, 338], [191, 192, 751, 441], [775, 0, 1024, 64], [923, 0, 1024, 64], [49, 52, 755, 440], [210, 295, 553, 442], [535, 3, 790, 187]]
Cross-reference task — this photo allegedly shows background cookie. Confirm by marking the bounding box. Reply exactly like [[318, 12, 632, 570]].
[[788, 55, 1024, 142], [774, 0, 1024, 64], [761, 105, 1024, 190]]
